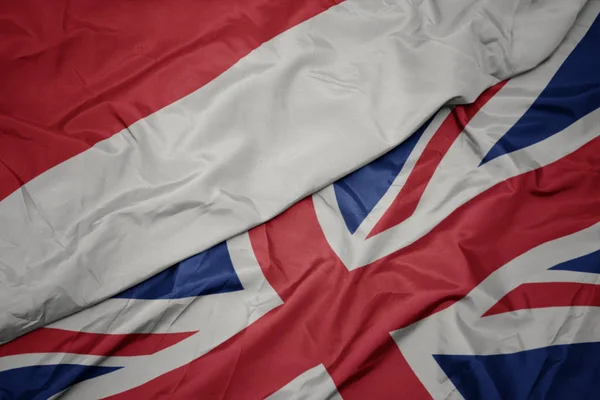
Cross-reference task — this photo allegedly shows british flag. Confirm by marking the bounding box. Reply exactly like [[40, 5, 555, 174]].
[[1, 5, 600, 400]]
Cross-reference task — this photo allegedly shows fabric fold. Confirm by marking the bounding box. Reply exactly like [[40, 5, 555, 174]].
[[0, 0, 588, 343]]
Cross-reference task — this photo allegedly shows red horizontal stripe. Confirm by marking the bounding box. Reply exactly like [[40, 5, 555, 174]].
[[484, 282, 600, 317], [110, 126, 600, 398], [0, 327, 194, 357], [368, 82, 506, 237], [0, 0, 339, 201]]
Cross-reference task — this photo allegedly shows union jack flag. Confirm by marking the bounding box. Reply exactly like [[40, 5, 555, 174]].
[[2, 7, 600, 400]]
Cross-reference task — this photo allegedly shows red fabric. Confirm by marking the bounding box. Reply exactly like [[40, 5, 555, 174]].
[[109, 137, 600, 399], [0, 328, 194, 357], [485, 282, 600, 317]]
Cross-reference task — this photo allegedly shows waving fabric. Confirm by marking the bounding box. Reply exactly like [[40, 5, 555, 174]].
[[0, 0, 588, 345]]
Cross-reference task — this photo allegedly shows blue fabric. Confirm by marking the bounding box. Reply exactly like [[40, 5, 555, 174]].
[[481, 15, 600, 164], [550, 249, 600, 275], [333, 119, 431, 233], [116, 241, 243, 299], [0, 364, 120, 400], [435, 342, 600, 400]]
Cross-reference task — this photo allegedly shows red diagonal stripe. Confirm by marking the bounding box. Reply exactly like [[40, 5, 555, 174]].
[[0, 327, 195, 357], [111, 138, 599, 398], [484, 282, 600, 317], [368, 81, 506, 237], [0, 0, 339, 201]]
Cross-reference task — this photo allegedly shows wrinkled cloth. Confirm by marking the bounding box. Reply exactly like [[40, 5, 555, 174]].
[[0, 0, 588, 343]]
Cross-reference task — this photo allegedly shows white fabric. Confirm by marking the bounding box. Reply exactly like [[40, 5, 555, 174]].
[[267, 365, 342, 400], [0, 0, 588, 343]]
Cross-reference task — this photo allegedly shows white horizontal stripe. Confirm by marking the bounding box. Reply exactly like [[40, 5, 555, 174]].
[[0, 352, 121, 373], [314, 3, 600, 270], [50, 292, 250, 334], [525, 270, 600, 286], [268, 364, 343, 400], [391, 222, 600, 399], [0, 0, 587, 343]]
